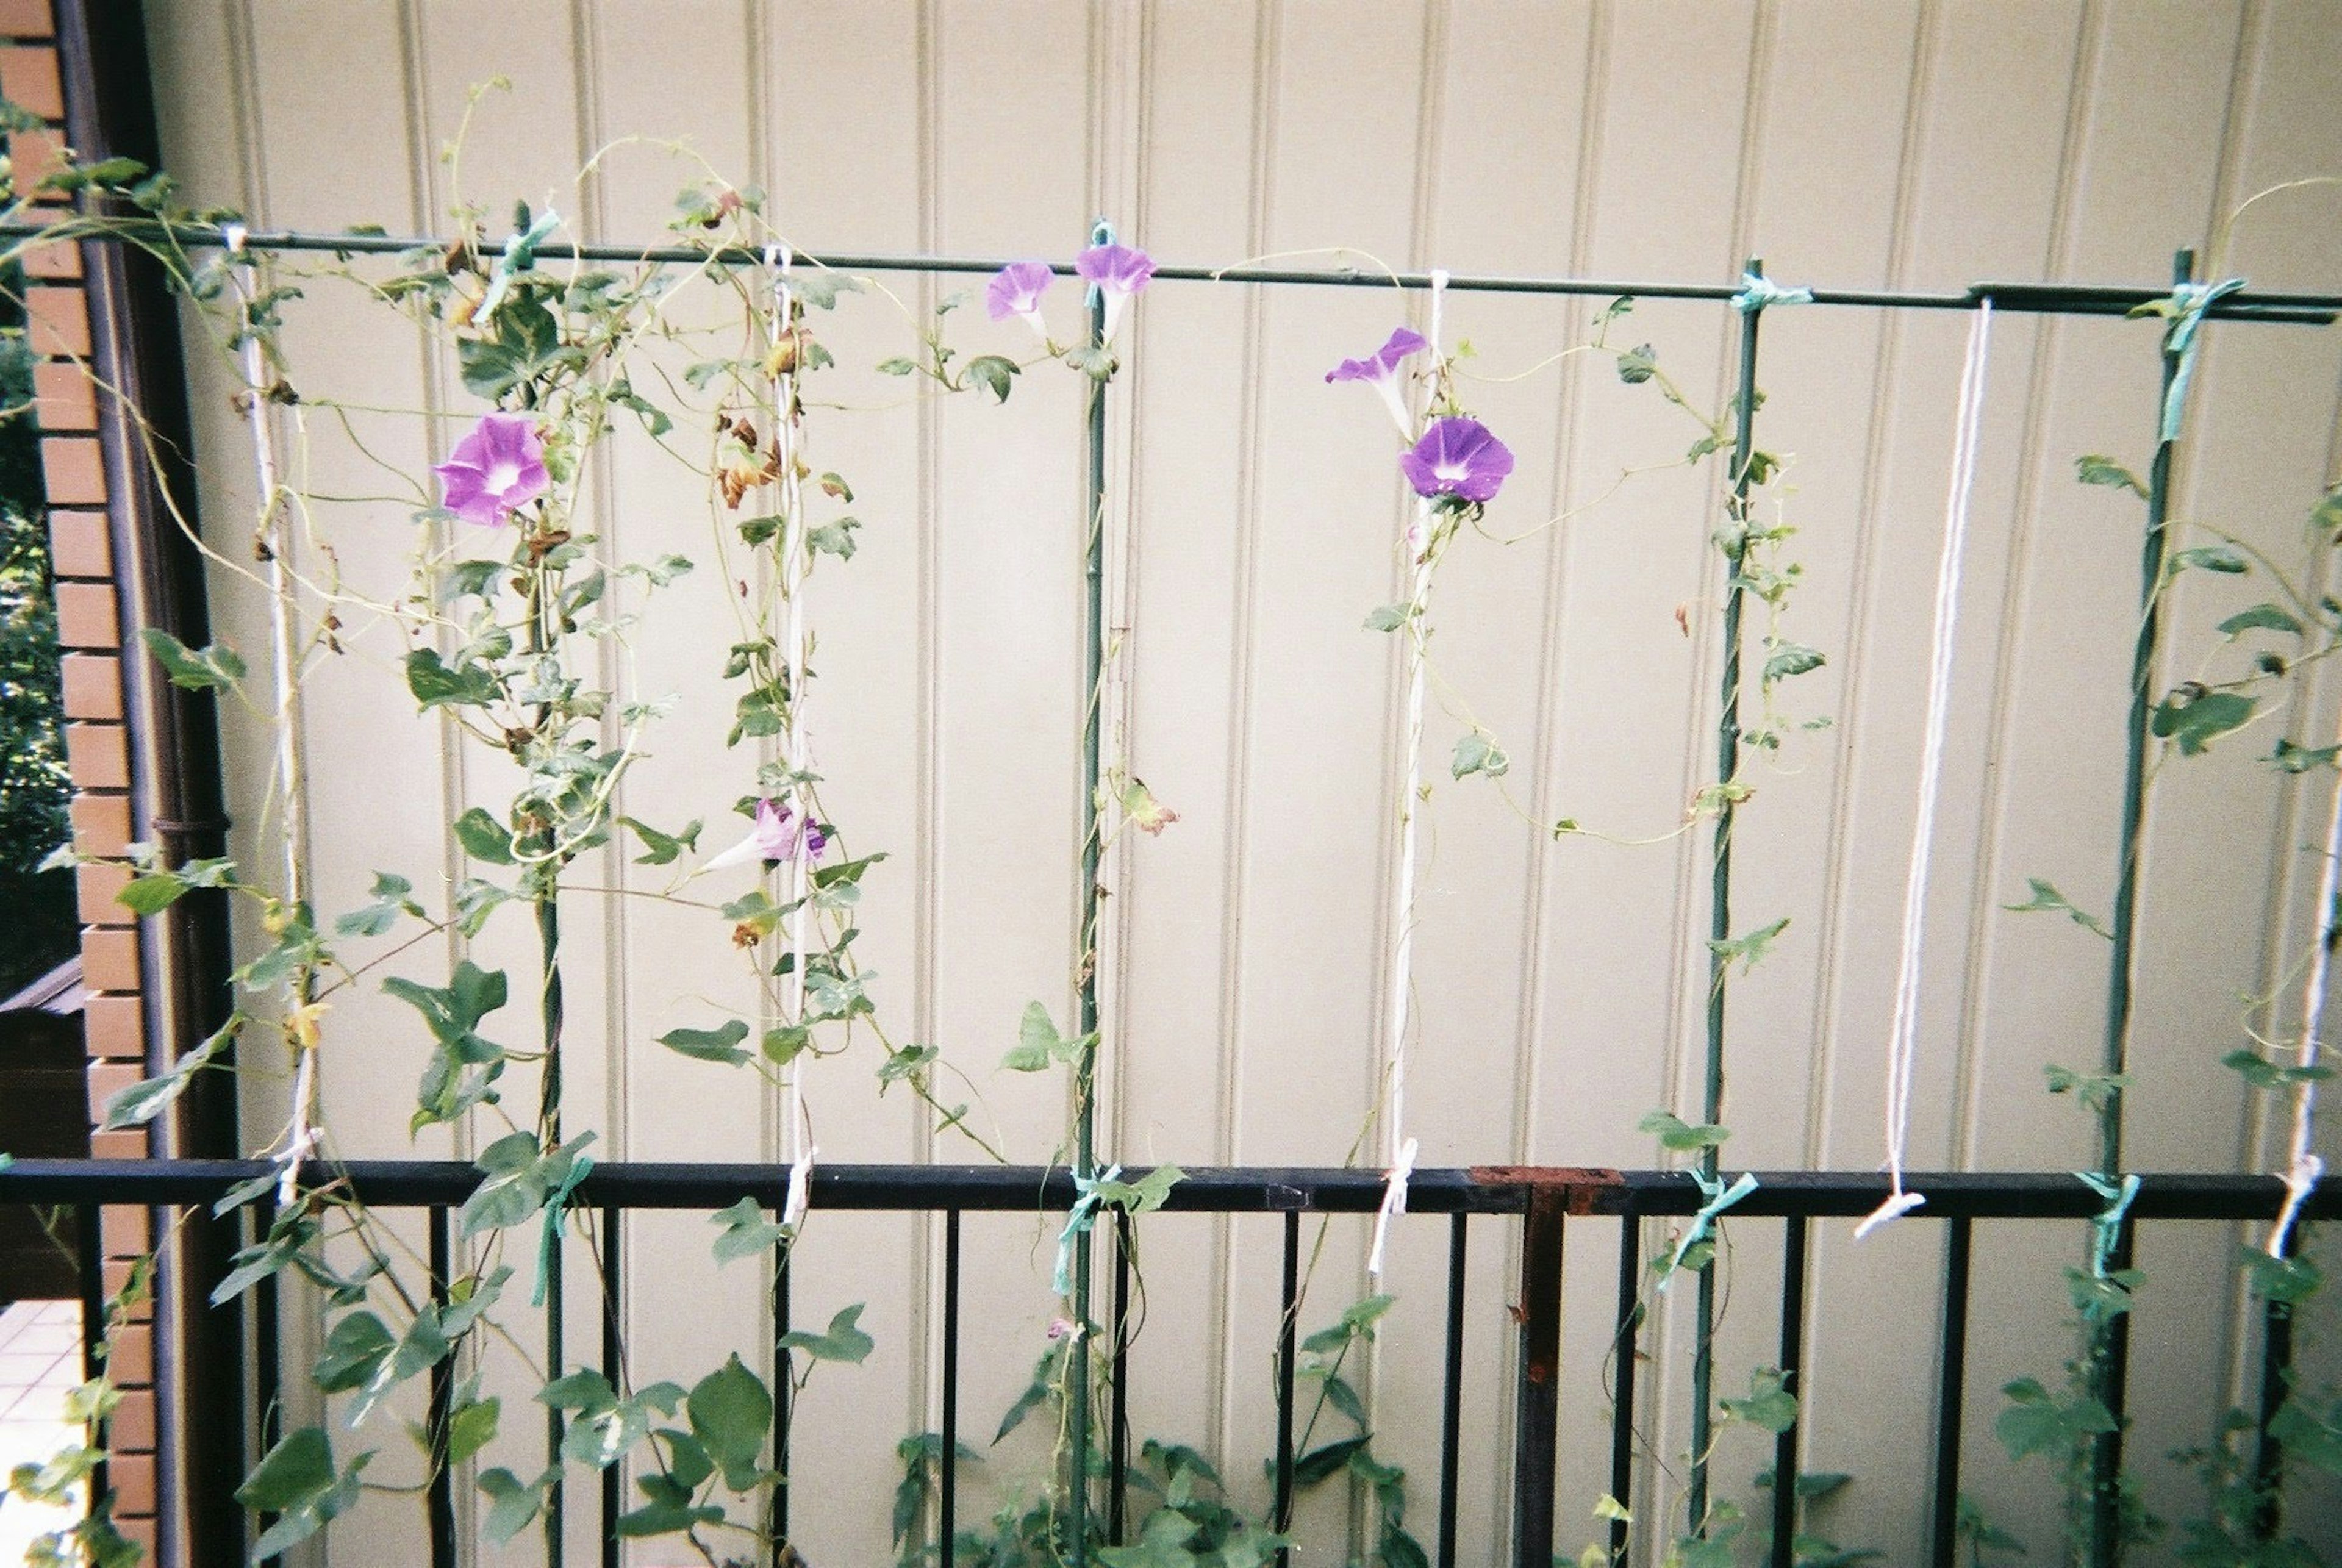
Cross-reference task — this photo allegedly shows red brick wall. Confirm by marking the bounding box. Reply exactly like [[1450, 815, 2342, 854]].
[[7, 0, 159, 1554]]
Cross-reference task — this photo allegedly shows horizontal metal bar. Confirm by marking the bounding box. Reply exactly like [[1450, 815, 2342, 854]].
[[0, 1158, 2330, 1222], [1, 220, 2334, 322]]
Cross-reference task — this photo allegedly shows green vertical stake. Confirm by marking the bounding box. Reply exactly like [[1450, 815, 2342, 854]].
[[1688, 257, 1767, 1538], [1069, 216, 1113, 1568]]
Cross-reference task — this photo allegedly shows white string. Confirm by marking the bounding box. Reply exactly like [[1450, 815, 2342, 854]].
[[227, 224, 322, 1197], [1370, 268, 1449, 1278], [2269, 726, 2342, 1257], [770, 248, 817, 1233], [1857, 300, 1994, 1242]]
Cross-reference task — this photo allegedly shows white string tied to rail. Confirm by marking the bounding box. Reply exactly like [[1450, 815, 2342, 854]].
[[2269, 714, 2342, 1258], [769, 241, 818, 1234], [226, 220, 321, 1203], [1370, 268, 1449, 1280], [1857, 299, 1996, 1242]]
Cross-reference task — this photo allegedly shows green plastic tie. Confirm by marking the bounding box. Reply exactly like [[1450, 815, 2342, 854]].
[[476, 207, 564, 323], [2147, 277, 2245, 443], [532, 1148, 593, 1308], [2074, 1170, 2141, 1277], [1655, 1169, 1759, 1292], [1731, 273, 1813, 315], [1054, 1162, 1122, 1297]]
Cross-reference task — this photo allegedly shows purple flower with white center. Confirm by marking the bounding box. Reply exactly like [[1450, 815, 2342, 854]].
[[1326, 326, 1429, 436], [434, 412, 550, 529], [987, 261, 1056, 341], [1400, 417, 1514, 505], [705, 798, 828, 870], [1074, 242, 1155, 340]]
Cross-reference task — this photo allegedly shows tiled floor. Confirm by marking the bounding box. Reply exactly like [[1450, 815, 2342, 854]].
[[0, 1299, 85, 1560]]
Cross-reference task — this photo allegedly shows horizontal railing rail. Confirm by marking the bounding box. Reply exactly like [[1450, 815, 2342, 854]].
[[5, 1158, 2331, 1217], [1, 1159, 2327, 1567]]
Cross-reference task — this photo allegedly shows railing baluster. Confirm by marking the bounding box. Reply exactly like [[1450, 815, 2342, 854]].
[[2252, 1222, 2297, 1543], [1931, 1217, 1973, 1568], [1111, 1209, 1131, 1544], [1438, 1212, 1467, 1568], [771, 1214, 792, 1548], [942, 1209, 961, 1568], [427, 1207, 455, 1568], [74, 1201, 107, 1506], [1770, 1216, 1809, 1568], [1511, 1190, 1564, 1568], [1610, 1217, 1641, 1563], [253, 1192, 281, 1567], [1273, 1211, 1299, 1565], [600, 1205, 621, 1568]]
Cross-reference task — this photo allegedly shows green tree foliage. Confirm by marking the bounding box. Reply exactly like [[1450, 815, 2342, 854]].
[[0, 259, 73, 995]]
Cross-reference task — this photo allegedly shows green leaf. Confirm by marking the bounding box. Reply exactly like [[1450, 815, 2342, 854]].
[[808, 517, 861, 559], [1292, 1436, 1369, 1486], [2243, 1248, 2322, 1306], [102, 1020, 235, 1131], [2075, 454, 2149, 498], [687, 1353, 775, 1492], [1363, 603, 1413, 633], [237, 1427, 371, 1558], [459, 296, 578, 400], [404, 647, 500, 711], [711, 1196, 787, 1265], [876, 356, 919, 376], [1706, 915, 1789, 974], [966, 354, 1020, 403], [478, 1467, 551, 1543], [2169, 543, 2251, 576], [335, 870, 423, 937], [779, 1302, 874, 1366], [2219, 603, 2304, 639], [618, 815, 701, 866], [1450, 732, 1509, 780], [994, 1344, 1064, 1444], [1995, 1377, 2116, 1462], [615, 1469, 723, 1537], [2274, 739, 2342, 774], [2004, 878, 2111, 939], [451, 806, 517, 865], [447, 1397, 500, 1466], [1004, 1000, 1078, 1072], [1638, 1109, 1730, 1152], [116, 871, 190, 917], [658, 1018, 751, 1065], [2043, 1063, 2132, 1115], [139, 627, 246, 691], [1762, 640, 1825, 684], [1721, 1367, 1799, 1434], [1066, 345, 1118, 381], [2152, 687, 2257, 755], [2222, 1047, 2334, 1091], [1617, 344, 1658, 384]]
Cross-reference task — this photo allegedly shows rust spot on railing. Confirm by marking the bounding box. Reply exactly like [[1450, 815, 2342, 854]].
[[1469, 1165, 1625, 1216]]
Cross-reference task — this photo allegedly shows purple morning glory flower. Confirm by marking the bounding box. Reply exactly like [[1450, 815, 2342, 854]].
[[1326, 326, 1429, 435], [1074, 242, 1155, 339], [1400, 417, 1514, 505], [706, 798, 828, 870], [987, 261, 1056, 340], [434, 412, 549, 529]]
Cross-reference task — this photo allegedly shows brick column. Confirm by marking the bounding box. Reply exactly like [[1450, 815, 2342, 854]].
[[6, 1, 160, 1556]]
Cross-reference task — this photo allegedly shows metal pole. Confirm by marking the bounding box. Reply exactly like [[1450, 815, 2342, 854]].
[[1, 219, 2333, 317], [1067, 215, 1113, 1568], [1689, 255, 1767, 1536], [2085, 248, 2196, 1566]]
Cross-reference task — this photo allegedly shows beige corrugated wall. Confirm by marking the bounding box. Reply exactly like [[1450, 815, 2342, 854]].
[[139, 2, 2342, 1563]]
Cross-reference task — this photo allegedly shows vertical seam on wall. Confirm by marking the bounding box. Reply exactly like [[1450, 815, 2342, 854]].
[[1803, 0, 1939, 1173], [912, 0, 944, 1459], [1108, 2, 1156, 1156], [1950, 0, 2104, 1171], [1211, 0, 1281, 1478]]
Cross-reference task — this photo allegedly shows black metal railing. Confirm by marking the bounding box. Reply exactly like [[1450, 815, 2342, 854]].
[[0, 1158, 2329, 1567]]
